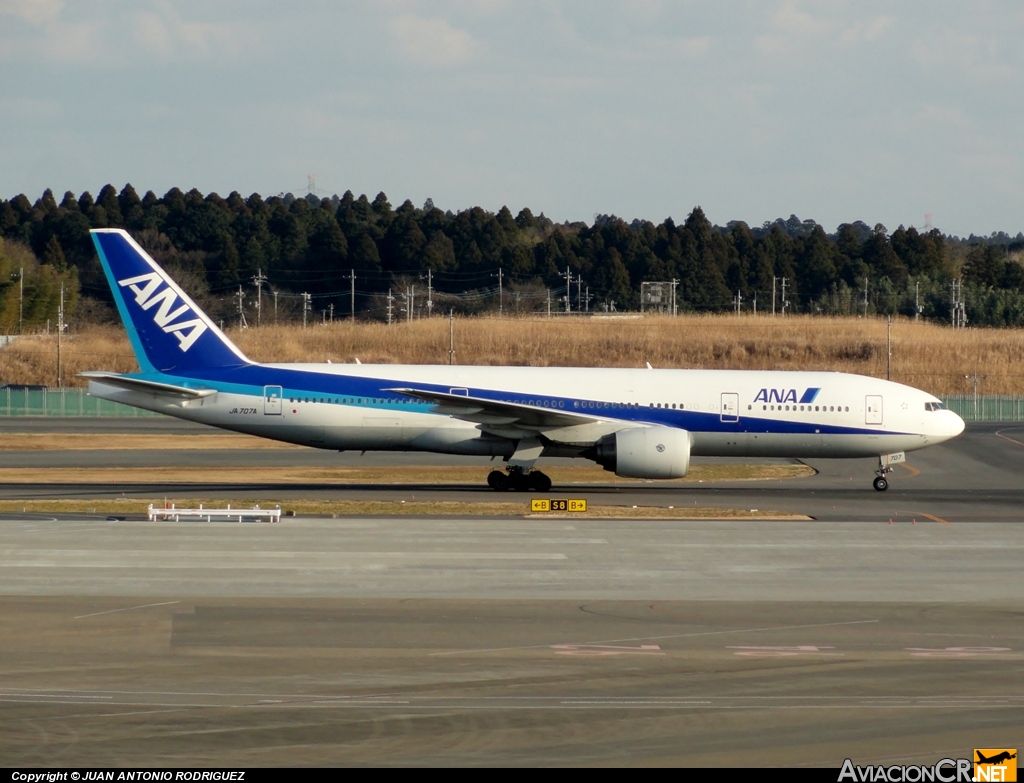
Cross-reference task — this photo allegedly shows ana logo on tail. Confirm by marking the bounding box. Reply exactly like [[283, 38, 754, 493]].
[[118, 272, 208, 352]]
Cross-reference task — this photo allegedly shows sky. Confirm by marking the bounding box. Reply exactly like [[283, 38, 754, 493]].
[[1, 0, 1022, 237]]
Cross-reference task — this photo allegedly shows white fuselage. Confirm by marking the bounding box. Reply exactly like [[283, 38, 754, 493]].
[[89, 364, 965, 461]]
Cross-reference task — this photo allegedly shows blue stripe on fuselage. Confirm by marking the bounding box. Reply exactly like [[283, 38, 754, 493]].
[[123, 364, 908, 438]]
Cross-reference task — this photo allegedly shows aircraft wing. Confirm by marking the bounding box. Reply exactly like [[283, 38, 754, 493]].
[[384, 387, 601, 429], [80, 372, 218, 399]]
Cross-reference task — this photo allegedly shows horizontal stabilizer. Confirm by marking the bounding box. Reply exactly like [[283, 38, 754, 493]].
[[80, 372, 218, 399]]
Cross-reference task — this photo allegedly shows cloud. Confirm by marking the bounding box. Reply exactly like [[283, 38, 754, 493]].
[[838, 15, 895, 46], [0, 0, 63, 25], [391, 14, 480, 67], [755, 0, 835, 56], [132, 5, 253, 60], [0, 1, 255, 65]]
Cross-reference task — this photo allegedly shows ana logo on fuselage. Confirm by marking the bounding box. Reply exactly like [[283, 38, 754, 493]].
[[754, 387, 822, 404], [117, 272, 208, 352]]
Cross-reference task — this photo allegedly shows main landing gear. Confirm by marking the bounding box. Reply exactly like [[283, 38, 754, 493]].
[[487, 467, 552, 492]]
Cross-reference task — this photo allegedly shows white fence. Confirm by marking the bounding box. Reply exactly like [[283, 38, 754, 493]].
[[147, 503, 281, 523]]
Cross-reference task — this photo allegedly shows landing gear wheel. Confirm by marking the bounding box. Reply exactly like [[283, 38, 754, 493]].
[[529, 471, 552, 492], [873, 476, 889, 492], [487, 470, 509, 491], [508, 470, 529, 491]]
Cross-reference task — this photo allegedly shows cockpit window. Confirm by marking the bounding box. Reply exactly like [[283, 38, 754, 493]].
[[924, 402, 948, 411]]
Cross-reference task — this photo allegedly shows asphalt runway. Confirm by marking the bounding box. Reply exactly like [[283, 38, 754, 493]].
[[1, 420, 1023, 524], [0, 419, 1022, 766]]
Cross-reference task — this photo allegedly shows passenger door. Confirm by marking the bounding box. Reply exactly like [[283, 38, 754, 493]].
[[264, 385, 283, 415], [720, 392, 739, 423], [865, 395, 883, 425]]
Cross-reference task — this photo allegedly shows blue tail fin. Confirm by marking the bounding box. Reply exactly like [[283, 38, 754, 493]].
[[91, 229, 250, 373]]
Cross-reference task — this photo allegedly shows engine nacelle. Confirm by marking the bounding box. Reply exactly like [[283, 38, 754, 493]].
[[590, 426, 691, 479]]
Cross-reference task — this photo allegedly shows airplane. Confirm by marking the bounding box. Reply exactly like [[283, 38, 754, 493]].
[[83, 228, 965, 492], [976, 752, 1016, 765]]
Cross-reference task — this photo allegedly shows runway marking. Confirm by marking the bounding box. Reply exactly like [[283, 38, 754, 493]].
[[914, 511, 952, 526], [551, 644, 664, 656], [906, 646, 1014, 658], [74, 600, 180, 619], [727, 645, 842, 657], [0, 692, 113, 700], [898, 462, 921, 478], [429, 618, 878, 656], [995, 428, 1024, 448]]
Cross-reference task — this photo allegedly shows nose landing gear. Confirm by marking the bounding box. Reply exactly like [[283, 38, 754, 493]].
[[873, 454, 896, 491], [487, 467, 552, 492]]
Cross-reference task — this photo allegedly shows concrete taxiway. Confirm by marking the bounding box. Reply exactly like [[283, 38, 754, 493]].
[[0, 420, 1021, 766]]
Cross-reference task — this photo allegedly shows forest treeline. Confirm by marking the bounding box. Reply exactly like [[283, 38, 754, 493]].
[[2, 183, 1024, 331]]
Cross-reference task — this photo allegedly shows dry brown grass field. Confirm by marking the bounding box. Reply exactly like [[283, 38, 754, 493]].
[[3, 314, 1023, 395]]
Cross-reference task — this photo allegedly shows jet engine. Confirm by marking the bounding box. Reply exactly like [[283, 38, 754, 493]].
[[588, 426, 691, 479]]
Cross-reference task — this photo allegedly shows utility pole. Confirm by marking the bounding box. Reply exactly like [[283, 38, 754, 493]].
[[56, 281, 63, 388], [734, 289, 742, 315], [410, 284, 416, 321], [564, 266, 572, 313], [781, 278, 789, 316], [328, 303, 334, 323], [448, 310, 455, 365], [426, 269, 433, 318], [493, 268, 503, 315], [863, 277, 869, 318], [301, 292, 311, 328], [18, 267, 23, 333], [387, 288, 394, 325], [546, 289, 551, 317], [344, 269, 355, 323], [273, 291, 278, 323], [752, 291, 757, 316], [914, 280, 921, 322], [887, 315, 892, 381], [251, 268, 266, 326], [772, 277, 777, 316], [951, 278, 966, 328], [236, 286, 248, 329], [671, 278, 678, 317]]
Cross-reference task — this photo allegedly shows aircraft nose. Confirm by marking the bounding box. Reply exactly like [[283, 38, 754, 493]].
[[947, 411, 965, 438]]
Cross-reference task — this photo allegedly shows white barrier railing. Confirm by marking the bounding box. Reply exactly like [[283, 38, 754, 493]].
[[147, 503, 281, 523]]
